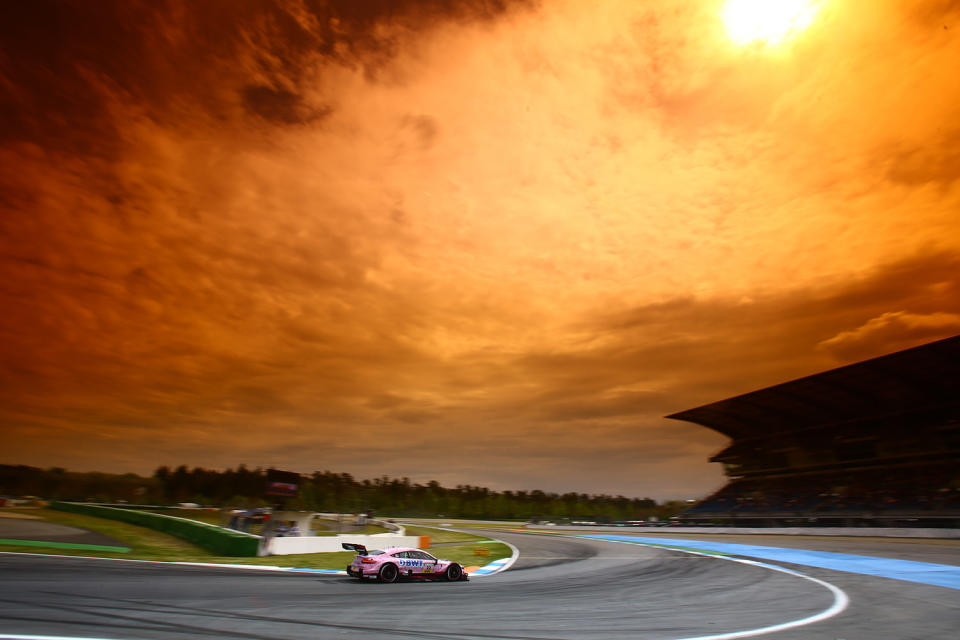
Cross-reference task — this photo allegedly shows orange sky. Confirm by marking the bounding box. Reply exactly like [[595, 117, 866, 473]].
[[2, 0, 959, 500]]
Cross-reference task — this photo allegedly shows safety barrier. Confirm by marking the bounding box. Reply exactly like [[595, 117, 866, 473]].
[[267, 533, 428, 555], [50, 501, 260, 556]]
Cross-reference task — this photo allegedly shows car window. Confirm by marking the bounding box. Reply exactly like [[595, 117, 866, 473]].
[[391, 551, 408, 558]]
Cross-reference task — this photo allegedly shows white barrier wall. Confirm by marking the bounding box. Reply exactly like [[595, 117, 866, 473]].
[[267, 534, 425, 555]]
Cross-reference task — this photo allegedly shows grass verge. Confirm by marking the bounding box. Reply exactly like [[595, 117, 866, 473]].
[[427, 542, 512, 568], [2, 509, 510, 570], [399, 524, 513, 566], [402, 524, 493, 544]]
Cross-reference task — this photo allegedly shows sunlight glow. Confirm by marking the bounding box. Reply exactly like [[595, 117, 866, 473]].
[[722, 0, 820, 45]]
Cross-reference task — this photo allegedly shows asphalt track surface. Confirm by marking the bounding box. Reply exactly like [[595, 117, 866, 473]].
[[1, 528, 958, 639], [0, 516, 126, 548]]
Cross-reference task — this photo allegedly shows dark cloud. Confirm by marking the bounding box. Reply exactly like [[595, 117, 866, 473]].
[[817, 312, 960, 361], [0, 0, 536, 155], [904, 0, 960, 29], [531, 249, 960, 414], [885, 128, 960, 188], [401, 114, 440, 149], [1, 1, 958, 500], [527, 391, 668, 423], [242, 85, 332, 124]]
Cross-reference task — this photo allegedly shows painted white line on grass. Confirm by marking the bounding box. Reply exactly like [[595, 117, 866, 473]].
[[586, 538, 849, 640], [0, 635, 128, 640], [469, 539, 519, 576], [0, 551, 345, 574], [398, 522, 519, 576]]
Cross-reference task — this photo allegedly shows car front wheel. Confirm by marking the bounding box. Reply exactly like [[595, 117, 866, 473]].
[[378, 563, 399, 583], [444, 563, 463, 581]]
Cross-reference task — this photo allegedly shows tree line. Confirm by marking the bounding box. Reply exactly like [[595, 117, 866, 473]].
[[1, 464, 687, 521]]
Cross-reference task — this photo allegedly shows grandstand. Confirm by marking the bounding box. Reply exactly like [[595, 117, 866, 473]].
[[667, 335, 960, 527]]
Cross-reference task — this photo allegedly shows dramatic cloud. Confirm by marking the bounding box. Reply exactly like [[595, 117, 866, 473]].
[[2, 0, 958, 499], [818, 311, 960, 362]]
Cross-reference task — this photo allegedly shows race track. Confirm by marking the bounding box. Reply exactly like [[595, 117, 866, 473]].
[[1, 529, 958, 639]]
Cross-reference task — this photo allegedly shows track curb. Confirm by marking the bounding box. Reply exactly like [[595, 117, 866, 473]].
[[0, 542, 516, 576], [398, 522, 519, 576]]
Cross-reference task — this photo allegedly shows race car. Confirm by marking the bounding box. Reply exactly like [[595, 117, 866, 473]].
[[343, 543, 468, 582]]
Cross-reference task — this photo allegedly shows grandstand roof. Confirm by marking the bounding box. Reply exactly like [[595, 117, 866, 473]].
[[666, 335, 960, 441]]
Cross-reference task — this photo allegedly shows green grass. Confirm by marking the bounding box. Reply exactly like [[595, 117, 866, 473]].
[[0, 538, 130, 553], [399, 524, 513, 566], [427, 542, 512, 567], [402, 524, 491, 544], [2, 509, 511, 571], [1, 509, 349, 568], [7, 508, 223, 561]]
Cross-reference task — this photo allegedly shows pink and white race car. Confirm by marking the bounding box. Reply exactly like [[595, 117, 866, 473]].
[[343, 543, 468, 582]]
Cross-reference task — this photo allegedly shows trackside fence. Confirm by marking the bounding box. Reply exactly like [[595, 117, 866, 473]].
[[50, 501, 260, 556]]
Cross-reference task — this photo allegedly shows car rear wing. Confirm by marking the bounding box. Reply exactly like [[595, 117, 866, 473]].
[[341, 543, 369, 555]]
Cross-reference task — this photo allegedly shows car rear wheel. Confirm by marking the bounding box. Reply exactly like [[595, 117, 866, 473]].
[[378, 563, 399, 583], [444, 563, 463, 581]]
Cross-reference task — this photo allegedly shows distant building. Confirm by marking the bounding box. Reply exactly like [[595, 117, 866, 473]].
[[667, 335, 960, 527]]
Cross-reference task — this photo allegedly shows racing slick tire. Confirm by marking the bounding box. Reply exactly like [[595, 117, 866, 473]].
[[378, 563, 399, 583], [443, 563, 464, 581]]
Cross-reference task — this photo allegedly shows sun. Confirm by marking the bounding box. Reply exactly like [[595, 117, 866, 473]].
[[722, 0, 820, 46]]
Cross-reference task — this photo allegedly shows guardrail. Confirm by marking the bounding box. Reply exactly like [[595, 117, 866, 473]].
[[50, 501, 261, 556]]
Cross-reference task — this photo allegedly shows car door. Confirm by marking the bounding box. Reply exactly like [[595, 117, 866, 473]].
[[392, 550, 417, 574], [410, 550, 438, 575]]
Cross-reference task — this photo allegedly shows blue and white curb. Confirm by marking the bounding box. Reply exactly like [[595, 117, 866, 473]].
[[269, 567, 346, 574], [468, 538, 519, 576], [579, 534, 960, 591], [469, 556, 512, 576], [397, 522, 519, 577]]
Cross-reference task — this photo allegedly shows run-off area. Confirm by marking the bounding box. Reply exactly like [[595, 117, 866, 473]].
[[0, 533, 857, 640]]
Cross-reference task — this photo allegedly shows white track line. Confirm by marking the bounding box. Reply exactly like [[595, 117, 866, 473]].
[[0, 635, 127, 640], [2, 539, 844, 638], [0, 551, 342, 573], [468, 539, 519, 576], [591, 538, 849, 640]]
